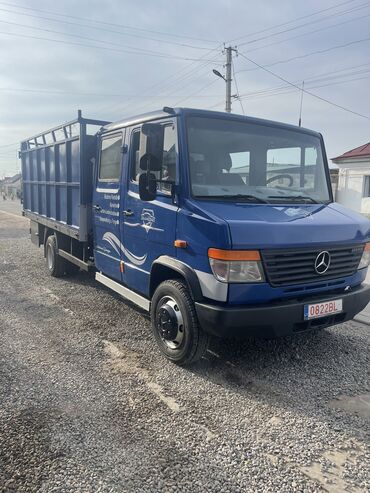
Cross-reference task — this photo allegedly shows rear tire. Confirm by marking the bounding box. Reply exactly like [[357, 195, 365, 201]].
[[151, 279, 209, 365], [45, 235, 65, 278]]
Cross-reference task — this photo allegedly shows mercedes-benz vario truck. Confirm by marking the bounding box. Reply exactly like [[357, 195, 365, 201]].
[[21, 108, 370, 364]]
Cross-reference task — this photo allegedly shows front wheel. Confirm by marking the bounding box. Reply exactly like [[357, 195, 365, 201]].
[[150, 280, 209, 365]]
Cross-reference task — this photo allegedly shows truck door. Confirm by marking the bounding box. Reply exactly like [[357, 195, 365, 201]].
[[93, 131, 124, 281], [121, 121, 178, 296]]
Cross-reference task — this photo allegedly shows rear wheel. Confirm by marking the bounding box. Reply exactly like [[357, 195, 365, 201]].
[[151, 279, 209, 365], [45, 235, 65, 277]]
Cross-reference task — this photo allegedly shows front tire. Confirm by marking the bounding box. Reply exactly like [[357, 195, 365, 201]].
[[151, 279, 209, 365], [45, 235, 66, 277]]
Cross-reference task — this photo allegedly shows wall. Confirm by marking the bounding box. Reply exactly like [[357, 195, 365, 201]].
[[333, 157, 370, 214], [337, 169, 364, 212], [2, 176, 22, 197]]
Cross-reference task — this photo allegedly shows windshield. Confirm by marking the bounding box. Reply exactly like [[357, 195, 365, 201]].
[[187, 116, 331, 204]]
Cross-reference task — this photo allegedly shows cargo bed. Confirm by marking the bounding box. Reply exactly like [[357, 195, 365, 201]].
[[21, 111, 109, 241]]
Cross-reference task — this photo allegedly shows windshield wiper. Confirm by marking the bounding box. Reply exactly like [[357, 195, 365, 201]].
[[267, 194, 318, 204], [196, 194, 269, 203]]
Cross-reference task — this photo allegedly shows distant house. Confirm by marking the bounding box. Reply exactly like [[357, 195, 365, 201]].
[[331, 143, 370, 214], [0, 173, 22, 198]]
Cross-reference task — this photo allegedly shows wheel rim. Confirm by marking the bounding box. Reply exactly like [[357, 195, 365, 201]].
[[47, 243, 54, 270], [155, 295, 185, 350]]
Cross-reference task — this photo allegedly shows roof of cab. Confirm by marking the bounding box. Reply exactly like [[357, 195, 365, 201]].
[[101, 107, 320, 137]]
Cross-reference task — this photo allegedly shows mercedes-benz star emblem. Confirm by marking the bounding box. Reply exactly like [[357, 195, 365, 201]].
[[314, 251, 331, 275]]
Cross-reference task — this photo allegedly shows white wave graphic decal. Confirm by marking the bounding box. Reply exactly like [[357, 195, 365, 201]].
[[102, 232, 147, 266]]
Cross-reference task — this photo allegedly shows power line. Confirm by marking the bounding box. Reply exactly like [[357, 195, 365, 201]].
[[0, 19, 216, 58], [237, 65, 370, 99], [0, 142, 19, 149], [237, 37, 370, 73], [99, 56, 223, 115], [205, 71, 370, 110], [232, 58, 245, 115], [0, 0, 217, 44], [1, 61, 368, 101], [118, 57, 221, 114], [297, 68, 370, 85], [0, 41, 221, 141], [228, 0, 360, 42], [235, 63, 370, 99], [243, 11, 370, 54], [237, 1, 370, 47], [305, 64, 370, 82], [204, 99, 225, 110], [238, 51, 370, 120], [99, 45, 224, 116], [312, 61, 370, 74], [173, 79, 218, 106], [0, 30, 222, 62], [3, 70, 364, 114], [239, 74, 370, 101], [0, 86, 224, 98], [164, 56, 223, 100], [0, 87, 129, 97], [0, 6, 213, 51]]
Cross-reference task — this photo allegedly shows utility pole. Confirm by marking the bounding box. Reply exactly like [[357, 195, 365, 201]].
[[212, 45, 237, 113], [225, 46, 233, 113]]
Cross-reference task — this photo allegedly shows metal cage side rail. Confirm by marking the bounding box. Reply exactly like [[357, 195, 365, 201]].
[[19, 110, 111, 152]]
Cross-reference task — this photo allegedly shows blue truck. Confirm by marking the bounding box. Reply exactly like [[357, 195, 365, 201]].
[[21, 108, 370, 364]]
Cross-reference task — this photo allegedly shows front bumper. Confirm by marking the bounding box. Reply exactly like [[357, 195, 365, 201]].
[[195, 283, 370, 338]]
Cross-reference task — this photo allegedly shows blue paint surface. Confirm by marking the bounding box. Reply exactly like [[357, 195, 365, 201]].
[[22, 108, 370, 308]]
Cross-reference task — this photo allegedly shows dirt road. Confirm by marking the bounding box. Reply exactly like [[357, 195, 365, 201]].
[[0, 201, 369, 492]]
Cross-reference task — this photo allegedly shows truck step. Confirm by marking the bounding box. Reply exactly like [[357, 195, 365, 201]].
[[95, 272, 150, 311]]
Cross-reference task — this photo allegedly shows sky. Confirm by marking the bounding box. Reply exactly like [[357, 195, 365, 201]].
[[0, 0, 369, 176]]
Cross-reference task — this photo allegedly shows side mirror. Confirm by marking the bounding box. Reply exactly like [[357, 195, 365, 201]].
[[139, 123, 163, 172], [138, 123, 164, 201], [139, 172, 157, 201]]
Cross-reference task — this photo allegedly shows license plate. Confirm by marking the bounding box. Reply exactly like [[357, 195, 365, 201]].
[[304, 299, 343, 320]]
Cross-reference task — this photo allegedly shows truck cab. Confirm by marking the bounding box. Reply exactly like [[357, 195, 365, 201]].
[[22, 108, 370, 365]]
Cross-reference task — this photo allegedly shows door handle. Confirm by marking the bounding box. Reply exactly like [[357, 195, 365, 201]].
[[93, 204, 102, 212], [123, 209, 134, 217]]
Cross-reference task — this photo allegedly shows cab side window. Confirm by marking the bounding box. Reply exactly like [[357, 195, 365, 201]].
[[130, 130, 141, 182], [158, 124, 177, 194], [130, 124, 177, 195], [99, 134, 122, 181]]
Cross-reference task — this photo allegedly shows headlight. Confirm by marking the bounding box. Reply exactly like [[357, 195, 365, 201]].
[[208, 248, 264, 283], [358, 242, 370, 269]]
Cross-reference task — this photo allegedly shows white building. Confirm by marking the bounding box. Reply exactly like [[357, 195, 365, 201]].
[[331, 143, 370, 215], [0, 173, 22, 198]]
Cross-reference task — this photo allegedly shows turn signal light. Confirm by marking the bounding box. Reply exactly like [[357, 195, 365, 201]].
[[174, 240, 188, 248], [208, 248, 260, 261], [208, 248, 264, 283]]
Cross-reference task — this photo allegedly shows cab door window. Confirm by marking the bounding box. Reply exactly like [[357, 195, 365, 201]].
[[130, 123, 177, 195], [158, 124, 177, 194], [99, 134, 122, 181]]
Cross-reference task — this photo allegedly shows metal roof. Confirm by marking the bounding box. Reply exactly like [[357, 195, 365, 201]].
[[102, 107, 320, 137], [332, 142, 370, 161]]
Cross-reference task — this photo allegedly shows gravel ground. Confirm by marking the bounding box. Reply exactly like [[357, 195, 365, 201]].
[[0, 201, 369, 493]]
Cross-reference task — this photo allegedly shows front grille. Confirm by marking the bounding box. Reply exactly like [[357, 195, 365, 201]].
[[261, 244, 364, 287]]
